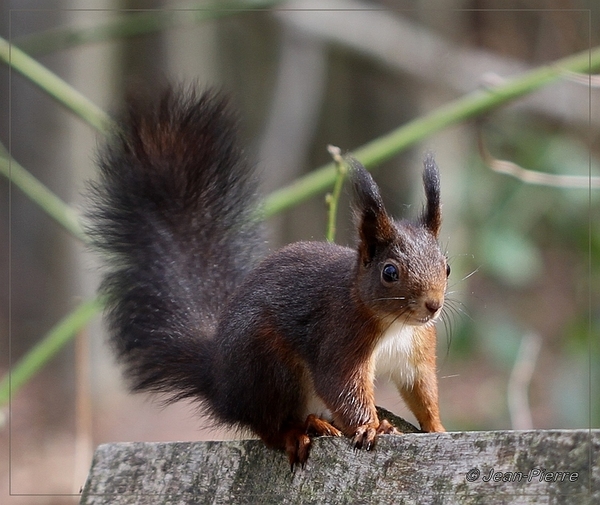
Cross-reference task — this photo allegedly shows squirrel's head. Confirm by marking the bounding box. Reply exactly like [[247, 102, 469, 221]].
[[349, 155, 449, 326]]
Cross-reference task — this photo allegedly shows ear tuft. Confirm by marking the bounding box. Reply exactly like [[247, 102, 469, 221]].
[[421, 153, 442, 238], [346, 156, 396, 264]]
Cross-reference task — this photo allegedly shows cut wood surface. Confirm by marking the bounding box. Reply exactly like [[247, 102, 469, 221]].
[[80, 430, 598, 505]]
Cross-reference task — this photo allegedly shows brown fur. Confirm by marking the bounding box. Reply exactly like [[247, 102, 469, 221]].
[[399, 325, 444, 432]]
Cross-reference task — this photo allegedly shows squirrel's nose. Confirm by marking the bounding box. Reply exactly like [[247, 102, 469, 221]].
[[425, 299, 442, 315]]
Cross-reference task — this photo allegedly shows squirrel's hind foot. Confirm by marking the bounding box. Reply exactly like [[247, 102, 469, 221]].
[[260, 414, 343, 470]]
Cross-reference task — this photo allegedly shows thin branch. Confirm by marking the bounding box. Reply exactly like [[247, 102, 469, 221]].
[[508, 332, 542, 430], [478, 133, 600, 189]]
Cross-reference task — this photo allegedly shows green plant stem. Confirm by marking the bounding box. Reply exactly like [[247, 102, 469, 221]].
[[13, 0, 283, 56], [325, 146, 348, 243], [0, 36, 111, 133], [0, 297, 104, 408], [262, 45, 600, 218], [0, 143, 86, 242]]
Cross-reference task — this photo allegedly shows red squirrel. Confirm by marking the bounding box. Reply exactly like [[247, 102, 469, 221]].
[[88, 87, 448, 467]]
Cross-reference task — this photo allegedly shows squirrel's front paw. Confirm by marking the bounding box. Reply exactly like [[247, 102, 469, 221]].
[[305, 414, 343, 438], [352, 419, 400, 450]]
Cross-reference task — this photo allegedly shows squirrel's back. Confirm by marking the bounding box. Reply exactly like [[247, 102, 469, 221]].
[[87, 87, 263, 402]]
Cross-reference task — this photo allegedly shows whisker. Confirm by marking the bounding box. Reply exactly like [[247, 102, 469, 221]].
[[446, 299, 472, 322], [439, 310, 453, 357], [370, 296, 408, 303], [440, 374, 460, 380], [460, 267, 480, 283]]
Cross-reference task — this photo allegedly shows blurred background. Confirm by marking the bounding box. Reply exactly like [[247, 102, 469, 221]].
[[0, 0, 599, 502]]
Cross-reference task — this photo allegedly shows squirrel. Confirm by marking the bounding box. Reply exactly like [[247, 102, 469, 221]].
[[87, 86, 449, 468]]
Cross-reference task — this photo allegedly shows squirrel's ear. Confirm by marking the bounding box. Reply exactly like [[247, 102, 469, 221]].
[[347, 156, 396, 265], [420, 154, 442, 238]]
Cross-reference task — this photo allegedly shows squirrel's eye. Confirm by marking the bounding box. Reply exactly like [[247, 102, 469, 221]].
[[446, 263, 451, 277], [382, 263, 399, 283]]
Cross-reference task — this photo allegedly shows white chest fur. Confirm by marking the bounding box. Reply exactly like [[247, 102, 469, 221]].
[[302, 321, 420, 420], [373, 320, 419, 388]]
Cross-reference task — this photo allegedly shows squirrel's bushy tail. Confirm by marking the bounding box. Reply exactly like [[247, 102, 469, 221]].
[[87, 87, 263, 404]]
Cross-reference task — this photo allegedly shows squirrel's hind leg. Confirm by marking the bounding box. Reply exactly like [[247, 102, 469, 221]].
[[257, 414, 342, 469], [257, 424, 311, 470]]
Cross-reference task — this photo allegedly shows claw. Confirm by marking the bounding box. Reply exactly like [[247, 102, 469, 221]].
[[352, 419, 399, 451], [352, 424, 377, 450], [285, 430, 311, 471], [377, 419, 400, 436]]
